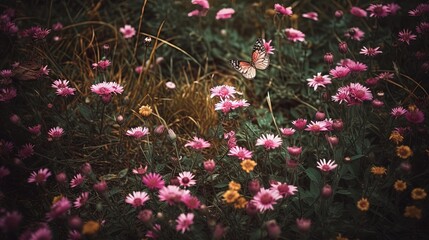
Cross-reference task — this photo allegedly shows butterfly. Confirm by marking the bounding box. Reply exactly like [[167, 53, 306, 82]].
[[230, 38, 270, 79]]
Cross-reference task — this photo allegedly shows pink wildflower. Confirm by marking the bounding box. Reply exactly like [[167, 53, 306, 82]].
[[90, 81, 124, 96], [74, 192, 89, 209], [18, 143, 35, 159], [0, 87, 17, 102], [119, 25, 136, 39], [305, 121, 329, 132], [284, 28, 305, 42], [296, 218, 312, 232], [48, 126, 64, 139], [387, 3, 401, 15], [302, 12, 318, 21], [391, 107, 407, 118], [405, 108, 425, 124], [177, 171, 196, 188], [228, 146, 253, 160], [360, 46, 382, 57], [292, 118, 307, 130], [216, 8, 235, 20], [192, 0, 209, 9], [39, 65, 50, 76], [316, 159, 338, 172], [350, 6, 367, 17], [125, 191, 150, 207], [251, 188, 282, 212], [307, 72, 332, 90], [274, 4, 292, 16], [347, 61, 367, 72], [398, 29, 417, 45], [270, 181, 298, 197], [46, 197, 71, 221], [255, 134, 282, 150], [280, 127, 295, 137], [263, 39, 275, 54], [181, 195, 201, 210], [28, 168, 52, 185], [0, 210, 22, 232], [345, 27, 365, 41], [287, 146, 302, 156], [142, 172, 165, 190], [132, 165, 148, 175], [175, 213, 194, 233], [367, 4, 391, 18], [184, 136, 211, 150], [28, 124, 42, 135], [159, 185, 186, 205], [70, 173, 85, 188], [29, 227, 52, 239], [92, 59, 111, 70], [329, 66, 350, 79], [126, 126, 149, 139], [210, 85, 237, 99]]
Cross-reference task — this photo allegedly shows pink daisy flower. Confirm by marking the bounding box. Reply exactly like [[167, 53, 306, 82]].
[[398, 29, 417, 45], [146, 224, 161, 239], [270, 181, 298, 197], [216, 8, 235, 20], [70, 173, 85, 188], [263, 39, 275, 54], [284, 28, 305, 42], [387, 3, 401, 15], [48, 126, 64, 139], [316, 159, 338, 172], [287, 146, 302, 156], [181, 195, 201, 210], [0, 69, 12, 78], [175, 213, 194, 233], [132, 165, 148, 175], [377, 72, 394, 81], [119, 25, 136, 39], [188, 9, 208, 17], [305, 121, 329, 132], [92, 59, 111, 70], [350, 6, 367, 17], [405, 108, 425, 124], [292, 118, 307, 130], [307, 72, 332, 90], [348, 82, 373, 103], [210, 85, 237, 99], [280, 127, 296, 136], [51, 79, 70, 89], [302, 12, 318, 21], [159, 185, 186, 205], [346, 61, 367, 72], [0, 140, 14, 155], [192, 0, 209, 9], [18, 143, 35, 159], [416, 22, 429, 34], [344, 27, 365, 41], [0, 87, 17, 102], [329, 66, 350, 79], [251, 188, 282, 212], [359, 46, 382, 57], [39, 65, 50, 76], [177, 171, 196, 188], [367, 4, 391, 18], [274, 4, 292, 16], [74, 192, 89, 209], [28, 168, 52, 185], [90, 81, 123, 96], [215, 99, 250, 114], [228, 146, 253, 160], [126, 126, 149, 139], [391, 107, 407, 118], [184, 136, 211, 150], [142, 172, 165, 190], [46, 197, 71, 221], [255, 134, 282, 150], [56, 87, 76, 96], [125, 191, 150, 207], [28, 124, 42, 135]]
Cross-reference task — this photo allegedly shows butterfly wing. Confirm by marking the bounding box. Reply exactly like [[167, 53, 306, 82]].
[[251, 38, 269, 70], [230, 60, 257, 79]]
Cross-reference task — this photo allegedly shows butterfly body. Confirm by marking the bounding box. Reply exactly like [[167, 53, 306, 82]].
[[230, 38, 270, 79]]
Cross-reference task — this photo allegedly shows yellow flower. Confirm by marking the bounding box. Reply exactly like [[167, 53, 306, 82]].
[[240, 159, 257, 173], [52, 195, 64, 204], [336, 233, 349, 240], [396, 145, 413, 159], [356, 198, 370, 211], [228, 181, 241, 191], [234, 196, 248, 209], [139, 105, 152, 117], [389, 131, 403, 145], [393, 180, 407, 192], [408, 104, 417, 111], [404, 205, 422, 219], [223, 190, 239, 203], [82, 220, 100, 235], [370, 166, 387, 175], [411, 188, 427, 200]]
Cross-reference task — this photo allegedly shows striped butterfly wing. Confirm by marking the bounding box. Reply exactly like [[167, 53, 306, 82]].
[[251, 38, 269, 70], [230, 59, 257, 79]]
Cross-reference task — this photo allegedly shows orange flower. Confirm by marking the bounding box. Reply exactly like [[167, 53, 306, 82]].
[[393, 180, 407, 191], [234, 196, 248, 209], [223, 190, 239, 203], [357, 198, 370, 211], [139, 105, 152, 117], [411, 188, 427, 200], [404, 205, 422, 219], [370, 166, 387, 175], [240, 159, 257, 173], [396, 145, 413, 159], [82, 220, 100, 235], [228, 181, 241, 191], [389, 131, 403, 144]]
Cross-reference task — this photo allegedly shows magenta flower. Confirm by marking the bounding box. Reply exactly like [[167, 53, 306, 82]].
[[256, 134, 282, 150], [316, 159, 338, 172], [48, 126, 64, 139], [296, 218, 312, 232], [46, 197, 71, 221], [0, 69, 12, 78], [344, 27, 365, 41], [181, 194, 201, 210], [346, 61, 367, 73], [176, 213, 194, 233], [329, 66, 350, 79], [305, 121, 329, 132], [210, 85, 237, 99], [119, 24, 136, 39], [70, 173, 85, 188], [51, 79, 76, 96], [52, 22, 63, 31], [28, 124, 42, 135], [18, 143, 35, 159], [405, 108, 425, 124], [274, 4, 292, 16], [387, 3, 401, 15], [28, 168, 52, 185], [263, 39, 275, 54], [391, 107, 407, 118], [287, 146, 302, 156], [132, 164, 148, 175], [251, 188, 281, 212], [126, 126, 149, 139], [216, 8, 235, 20], [178, 171, 196, 188], [284, 28, 305, 42], [90, 81, 124, 98], [398, 29, 417, 45], [158, 185, 187, 205], [292, 118, 307, 130], [125, 191, 150, 207], [228, 146, 253, 160], [270, 181, 298, 197], [377, 72, 394, 81], [39, 65, 50, 76], [280, 127, 296, 137], [350, 6, 367, 17], [184, 136, 211, 150], [332, 83, 373, 106], [307, 72, 332, 90], [92, 59, 111, 70], [29, 227, 53, 239], [192, 0, 209, 9], [0, 87, 17, 102], [188, 9, 207, 17], [142, 172, 165, 190], [215, 99, 250, 113], [0, 210, 22, 232], [367, 4, 390, 18], [302, 12, 318, 21], [74, 192, 89, 209], [360, 46, 382, 57]]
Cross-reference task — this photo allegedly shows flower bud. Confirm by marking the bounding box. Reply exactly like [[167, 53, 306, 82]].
[[315, 111, 326, 120], [332, 119, 344, 131], [68, 215, 83, 229], [287, 146, 302, 157], [338, 41, 348, 54], [321, 184, 333, 198], [372, 99, 384, 108], [245, 202, 258, 216], [266, 220, 281, 239], [400, 162, 412, 173], [213, 223, 226, 240], [137, 209, 153, 223], [168, 129, 176, 141], [203, 159, 216, 173], [56, 172, 67, 184], [9, 114, 20, 125], [323, 52, 334, 64], [286, 159, 298, 169], [326, 135, 339, 146], [154, 125, 165, 134], [80, 163, 92, 175], [116, 115, 124, 124], [296, 218, 312, 232], [248, 179, 261, 196], [93, 180, 108, 193], [335, 10, 343, 19]]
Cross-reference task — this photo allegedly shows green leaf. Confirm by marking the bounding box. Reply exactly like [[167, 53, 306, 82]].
[[117, 168, 128, 178], [305, 167, 321, 184]]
